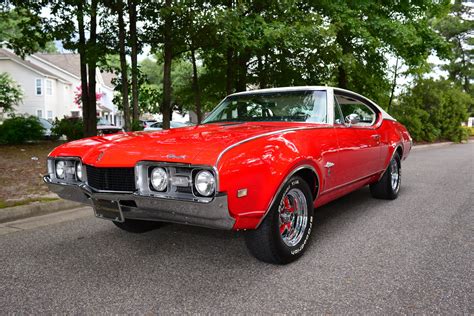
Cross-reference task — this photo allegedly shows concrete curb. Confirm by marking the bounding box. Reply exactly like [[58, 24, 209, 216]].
[[0, 199, 82, 224], [412, 139, 472, 150], [412, 141, 454, 150]]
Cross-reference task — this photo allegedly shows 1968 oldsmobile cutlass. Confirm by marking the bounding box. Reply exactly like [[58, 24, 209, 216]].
[[45, 86, 412, 264]]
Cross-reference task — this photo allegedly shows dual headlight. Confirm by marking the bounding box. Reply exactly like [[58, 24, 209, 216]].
[[50, 159, 83, 181], [149, 167, 216, 197]]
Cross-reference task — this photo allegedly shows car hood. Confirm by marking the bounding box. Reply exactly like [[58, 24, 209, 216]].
[[50, 122, 321, 167]]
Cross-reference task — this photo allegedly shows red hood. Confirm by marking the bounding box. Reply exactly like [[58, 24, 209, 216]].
[[49, 122, 322, 167]]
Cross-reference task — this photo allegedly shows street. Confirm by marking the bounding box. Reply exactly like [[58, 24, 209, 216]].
[[1, 143, 472, 313]]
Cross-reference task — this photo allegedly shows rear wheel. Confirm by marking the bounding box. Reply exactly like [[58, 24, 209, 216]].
[[244, 176, 314, 264], [113, 219, 164, 233], [370, 152, 401, 200]]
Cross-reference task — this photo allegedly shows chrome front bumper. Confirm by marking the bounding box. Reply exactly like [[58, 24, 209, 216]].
[[43, 176, 235, 230]]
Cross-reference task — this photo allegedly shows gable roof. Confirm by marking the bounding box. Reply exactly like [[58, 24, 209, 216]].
[[0, 48, 67, 81], [33, 53, 81, 79], [33, 53, 116, 89]]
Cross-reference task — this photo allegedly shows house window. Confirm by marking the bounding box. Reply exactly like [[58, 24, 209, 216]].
[[47, 111, 53, 119], [37, 110, 43, 118], [35, 79, 42, 95], [46, 80, 53, 95]]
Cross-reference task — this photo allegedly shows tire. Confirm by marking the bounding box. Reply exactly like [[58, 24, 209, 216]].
[[370, 152, 401, 200], [113, 219, 164, 233], [244, 176, 314, 264]]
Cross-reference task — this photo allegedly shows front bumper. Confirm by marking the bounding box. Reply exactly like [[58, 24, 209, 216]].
[[43, 176, 235, 230]]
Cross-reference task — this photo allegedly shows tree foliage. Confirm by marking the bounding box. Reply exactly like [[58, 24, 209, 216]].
[[0, 72, 23, 112], [2, 0, 469, 139], [393, 79, 471, 142]]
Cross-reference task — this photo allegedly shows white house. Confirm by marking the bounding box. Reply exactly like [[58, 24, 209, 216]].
[[0, 48, 123, 126]]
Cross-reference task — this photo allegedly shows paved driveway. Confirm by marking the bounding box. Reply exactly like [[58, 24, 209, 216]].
[[0, 143, 472, 313]]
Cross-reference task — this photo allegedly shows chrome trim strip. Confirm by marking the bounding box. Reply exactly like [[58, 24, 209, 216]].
[[256, 164, 320, 228], [214, 127, 314, 168]]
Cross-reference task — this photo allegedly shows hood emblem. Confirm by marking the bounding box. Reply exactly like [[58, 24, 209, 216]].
[[167, 154, 186, 160], [96, 151, 105, 162]]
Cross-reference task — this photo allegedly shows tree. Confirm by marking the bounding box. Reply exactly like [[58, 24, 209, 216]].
[[309, 1, 452, 104], [434, 1, 473, 116], [0, 4, 51, 57], [11, 0, 106, 137], [393, 79, 472, 142], [0, 72, 23, 111]]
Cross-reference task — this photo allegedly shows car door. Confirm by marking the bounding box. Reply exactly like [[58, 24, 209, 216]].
[[333, 92, 381, 186]]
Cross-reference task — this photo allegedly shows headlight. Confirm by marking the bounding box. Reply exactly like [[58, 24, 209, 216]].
[[76, 162, 83, 181], [56, 161, 66, 179], [150, 167, 168, 191], [194, 170, 216, 196]]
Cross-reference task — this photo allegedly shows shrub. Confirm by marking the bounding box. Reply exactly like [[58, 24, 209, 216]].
[[131, 120, 144, 131], [0, 115, 44, 144], [51, 117, 84, 141], [462, 126, 474, 137], [392, 79, 472, 143]]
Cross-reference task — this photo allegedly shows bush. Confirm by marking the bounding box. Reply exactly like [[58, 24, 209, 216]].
[[131, 120, 144, 131], [392, 79, 472, 143], [51, 117, 84, 141], [0, 115, 44, 144], [462, 126, 474, 137]]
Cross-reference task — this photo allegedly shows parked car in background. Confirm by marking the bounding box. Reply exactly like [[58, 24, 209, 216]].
[[44, 86, 412, 264], [140, 120, 157, 128], [97, 117, 124, 135], [38, 118, 54, 139], [143, 121, 189, 131]]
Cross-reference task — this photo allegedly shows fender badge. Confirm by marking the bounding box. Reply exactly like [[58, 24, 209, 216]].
[[167, 154, 186, 159], [96, 151, 105, 162]]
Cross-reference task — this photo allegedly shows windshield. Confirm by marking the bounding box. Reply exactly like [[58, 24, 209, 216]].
[[203, 90, 327, 124]]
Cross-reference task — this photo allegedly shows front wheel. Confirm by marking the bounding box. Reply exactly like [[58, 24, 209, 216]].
[[244, 176, 314, 264], [370, 152, 401, 200]]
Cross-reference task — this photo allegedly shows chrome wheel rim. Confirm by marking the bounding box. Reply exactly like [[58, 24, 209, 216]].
[[278, 188, 308, 247], [390, 159, 400, 192]]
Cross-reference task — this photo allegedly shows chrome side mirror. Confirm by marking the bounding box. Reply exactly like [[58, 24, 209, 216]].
[[345, 113, 360, 126]]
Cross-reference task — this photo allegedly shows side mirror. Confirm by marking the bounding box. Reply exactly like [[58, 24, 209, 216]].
[[345, 113, 360, 126]]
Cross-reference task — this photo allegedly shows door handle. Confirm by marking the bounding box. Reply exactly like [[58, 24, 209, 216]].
[[371, 134, 380, 140]]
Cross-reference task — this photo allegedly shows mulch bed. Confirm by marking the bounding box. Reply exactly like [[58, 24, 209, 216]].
[[0, 141, 65, 208]]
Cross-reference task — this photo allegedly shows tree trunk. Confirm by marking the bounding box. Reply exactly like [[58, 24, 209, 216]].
[[387, 56, 399, 113], [336, 30, 350, 89], [77, 2, 91, 136], [162, 0, 172, 130], [190, 46, 202, 124], [236, 50, 249, 92], [129, 0, 139, 125], [118, 1, 130, 131], [86, 0, 98, 137], [225, 47, 234, 95]]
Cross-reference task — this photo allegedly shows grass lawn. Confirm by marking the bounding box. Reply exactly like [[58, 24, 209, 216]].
[[0, 141, 64, 208]]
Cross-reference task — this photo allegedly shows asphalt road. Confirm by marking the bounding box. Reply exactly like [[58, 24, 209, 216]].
[[1, 143, 473, 314]]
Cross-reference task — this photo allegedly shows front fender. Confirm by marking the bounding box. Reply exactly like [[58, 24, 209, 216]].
[[217, 132, 324, 230]]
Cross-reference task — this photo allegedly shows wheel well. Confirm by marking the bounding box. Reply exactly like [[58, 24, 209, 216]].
[[293, 168, 319, 201], [396, 146, 403, 159]]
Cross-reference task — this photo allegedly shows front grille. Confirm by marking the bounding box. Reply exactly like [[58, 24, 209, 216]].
[[86, 165, 135, 192]]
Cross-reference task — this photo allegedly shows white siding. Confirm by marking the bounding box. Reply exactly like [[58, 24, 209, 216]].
[[0, 59, 46, 117]]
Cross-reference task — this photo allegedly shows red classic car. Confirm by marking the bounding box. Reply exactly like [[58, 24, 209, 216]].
[[45, 86, 412, 264]]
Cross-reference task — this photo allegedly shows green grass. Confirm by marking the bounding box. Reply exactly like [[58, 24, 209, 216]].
[[0, 197, 59, 209]]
